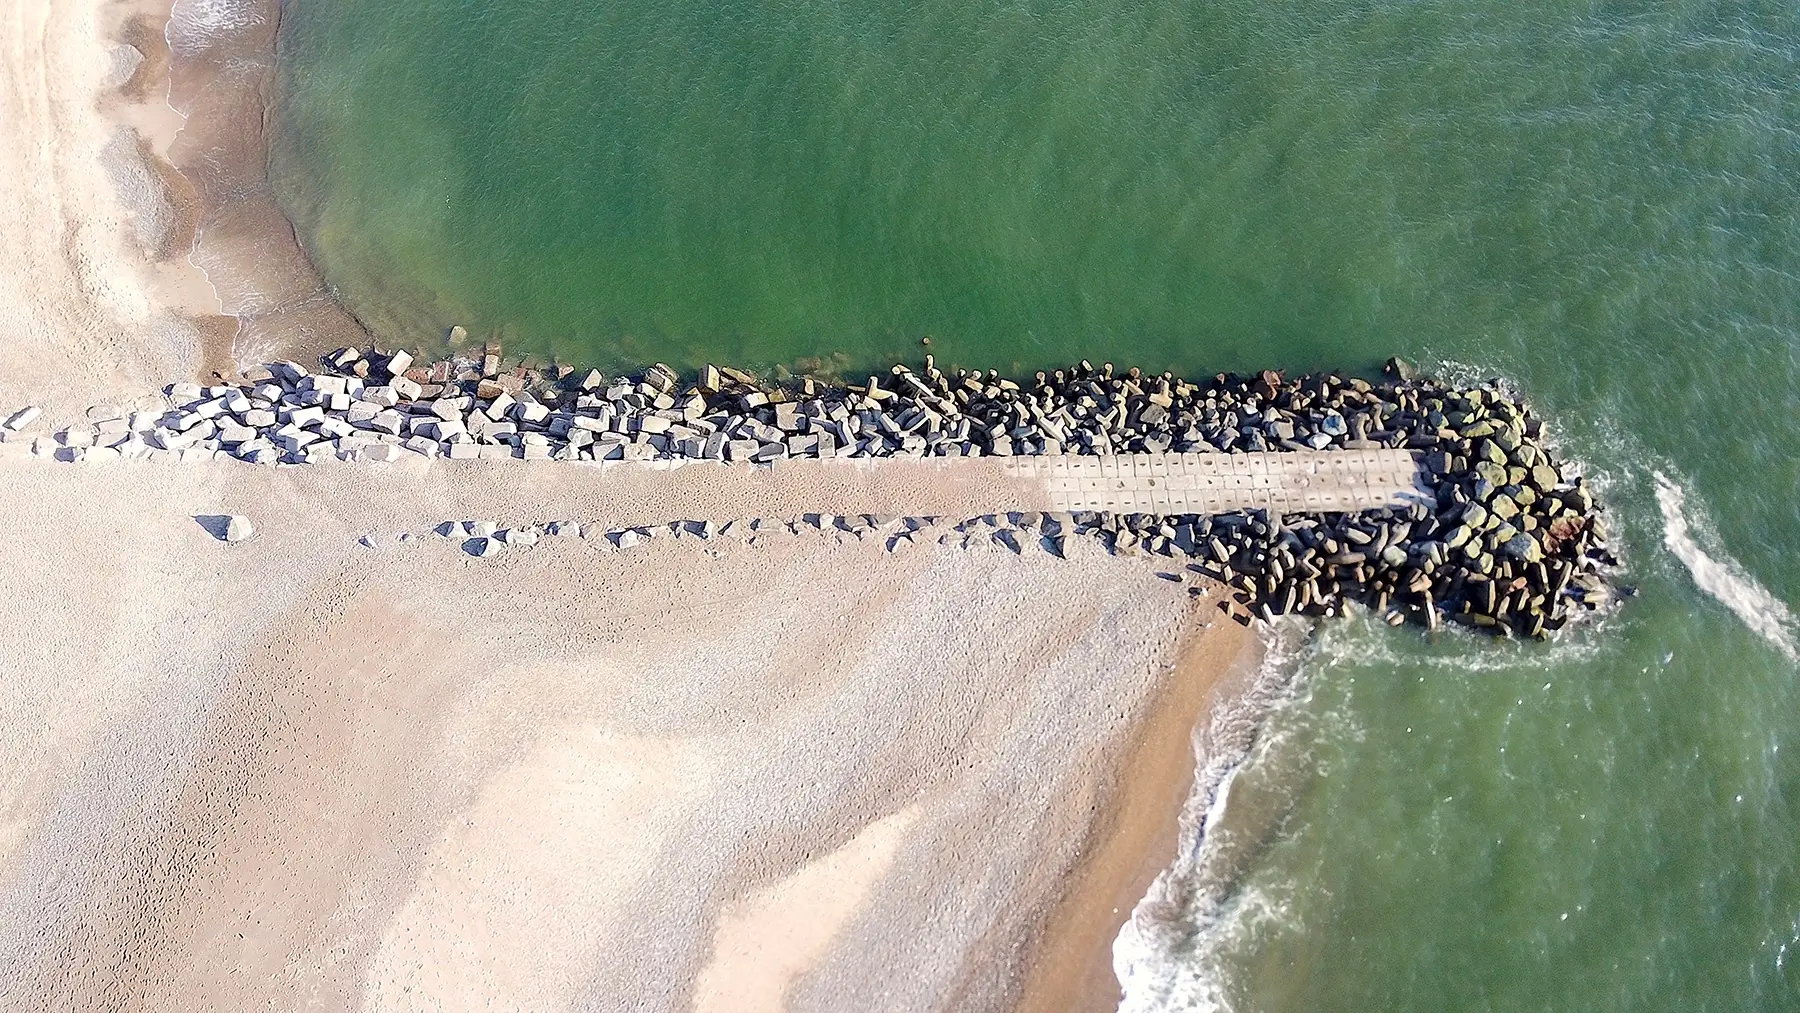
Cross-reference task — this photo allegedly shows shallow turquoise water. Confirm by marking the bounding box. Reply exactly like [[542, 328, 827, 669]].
[[272, 1, 1800, 1008]]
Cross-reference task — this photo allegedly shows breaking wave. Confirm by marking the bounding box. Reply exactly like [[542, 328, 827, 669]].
[[1112, 620, 1314, 1013], [169, 0, 265, 46], [1653, 472, 1797, 662]]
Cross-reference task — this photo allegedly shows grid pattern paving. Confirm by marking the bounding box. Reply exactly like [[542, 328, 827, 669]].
[[1006, 449, 1423, 514]]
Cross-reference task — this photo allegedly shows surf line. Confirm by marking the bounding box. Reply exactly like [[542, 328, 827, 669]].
[[1654, 471, 1798, 662]]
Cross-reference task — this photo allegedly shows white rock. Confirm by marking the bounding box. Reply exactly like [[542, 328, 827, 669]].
[[216, 420, 257, 445], [224, 515, 254, 542], [430, 398, 466, 421], [317, 416, 357, 439], [286, 405, 325, 427], [272, 426, 317, 453]]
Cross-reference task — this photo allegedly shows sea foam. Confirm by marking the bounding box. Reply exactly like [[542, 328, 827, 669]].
[[1654, 471, 1797, 662], [1112, 621, 1314, 1013], [170, 0, 264, 39]]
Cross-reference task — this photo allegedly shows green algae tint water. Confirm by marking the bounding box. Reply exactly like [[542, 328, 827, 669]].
[[272, 1, 1800, 1008]]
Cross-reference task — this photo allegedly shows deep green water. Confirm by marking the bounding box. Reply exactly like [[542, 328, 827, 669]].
[[272, 1, 1800, 1009]]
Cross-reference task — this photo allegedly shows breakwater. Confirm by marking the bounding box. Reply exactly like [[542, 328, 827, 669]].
[[7, 347, 1614, 637]]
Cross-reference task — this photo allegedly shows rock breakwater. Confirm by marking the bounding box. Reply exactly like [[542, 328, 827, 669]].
[[7, 346, 1615, 637]]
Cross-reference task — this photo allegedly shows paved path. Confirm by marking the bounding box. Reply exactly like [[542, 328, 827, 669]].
[[1007, 449, 1424, 514], [1, 444, 1424, 523]]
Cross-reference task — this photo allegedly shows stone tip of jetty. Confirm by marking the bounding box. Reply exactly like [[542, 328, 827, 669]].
[[130, 341, 1615, 639]]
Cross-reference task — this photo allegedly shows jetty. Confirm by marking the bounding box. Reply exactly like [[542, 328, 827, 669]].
[[0, 348, 1614, 638]]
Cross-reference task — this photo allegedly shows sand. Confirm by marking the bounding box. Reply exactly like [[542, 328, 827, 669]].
[[0, 456, 1255, 1012], [0, 3, 1264, 1011]]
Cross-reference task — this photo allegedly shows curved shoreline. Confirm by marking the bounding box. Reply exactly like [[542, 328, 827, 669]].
[[156, 0, 365, 369]]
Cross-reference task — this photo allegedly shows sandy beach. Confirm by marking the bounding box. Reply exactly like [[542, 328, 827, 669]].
[[0, 3, 1264, 1011]]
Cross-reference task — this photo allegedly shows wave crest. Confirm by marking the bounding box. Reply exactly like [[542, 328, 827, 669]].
[[169, 0, 265, 46], [1654, 471, 1797, 661]]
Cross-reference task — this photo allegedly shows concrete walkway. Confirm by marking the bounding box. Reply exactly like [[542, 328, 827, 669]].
[[1007, 448, 1424, 514], [0, 444, 1424, 524]]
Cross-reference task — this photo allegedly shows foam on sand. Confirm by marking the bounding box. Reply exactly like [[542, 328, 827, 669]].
[[1654, 470, 1797, 662]]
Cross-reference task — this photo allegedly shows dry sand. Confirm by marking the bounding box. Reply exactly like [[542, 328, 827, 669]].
[[0, 3, 1264, 1011], [0, 0, 211, 412], [0, 456, 1254, 1012]]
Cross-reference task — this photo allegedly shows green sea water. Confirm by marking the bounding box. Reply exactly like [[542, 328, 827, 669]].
[[271, 1, 1800, 1009]]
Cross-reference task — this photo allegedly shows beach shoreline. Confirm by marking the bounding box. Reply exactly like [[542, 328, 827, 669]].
[[0, 451, 1260, 1012], [1016, 624, 1268, 1013], [157, 0, 369, 367], [0, 3, 1269, 1010]]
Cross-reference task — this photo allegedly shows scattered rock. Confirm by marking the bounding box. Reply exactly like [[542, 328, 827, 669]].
[[194, 514, 256, 543]]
